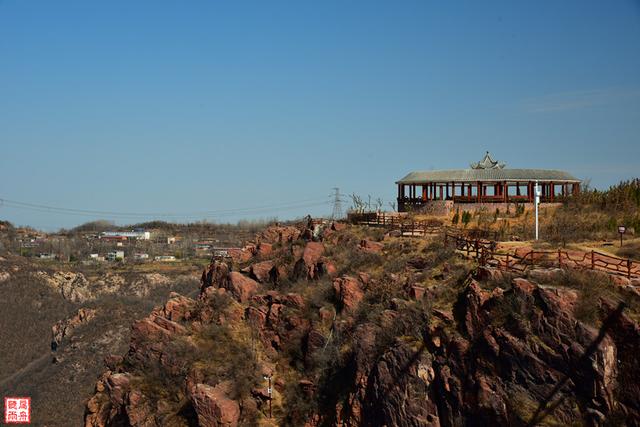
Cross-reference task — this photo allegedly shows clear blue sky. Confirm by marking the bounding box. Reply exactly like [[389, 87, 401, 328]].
[[1, 0, 639, 230]]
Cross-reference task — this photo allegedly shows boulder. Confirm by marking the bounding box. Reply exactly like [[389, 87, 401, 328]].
[[162, 293, 195, 321], [256, 243, 273, 257], [333, 276, 364, 312], [248, 260, 277, 284], [226, 272, 259, 303], [293, 242, 326, 280], [258, 225, 302, 244], [191, 383, 240, 427], [359, 239, 384, 253]]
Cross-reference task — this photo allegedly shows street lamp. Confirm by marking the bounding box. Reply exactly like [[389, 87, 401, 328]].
[[535, 180, 541, 241], [263, 375, 273, 418]]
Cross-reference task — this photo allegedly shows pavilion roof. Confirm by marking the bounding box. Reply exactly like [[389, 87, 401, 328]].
[[396, 168, 581, 184]]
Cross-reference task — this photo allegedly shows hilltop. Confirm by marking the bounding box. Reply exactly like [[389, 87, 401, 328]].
[[83, 219, 640, 426]]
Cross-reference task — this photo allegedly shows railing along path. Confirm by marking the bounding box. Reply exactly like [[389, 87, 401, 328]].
[[444, 232, 640, 280]]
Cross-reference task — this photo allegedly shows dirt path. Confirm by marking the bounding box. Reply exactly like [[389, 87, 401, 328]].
[[0, 351, 52, 392]]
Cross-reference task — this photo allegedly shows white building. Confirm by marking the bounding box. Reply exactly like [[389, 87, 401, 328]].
[[154, 255, 177, 262], [107, 250, 125, 261], [101, 230, 151, 240], [133, 253, 149, 260]]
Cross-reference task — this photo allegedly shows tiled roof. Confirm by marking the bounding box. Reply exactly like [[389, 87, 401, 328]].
[[396, 169, 580, 184]]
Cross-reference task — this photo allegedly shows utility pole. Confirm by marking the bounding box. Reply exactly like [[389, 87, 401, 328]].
[[535, 180, 540, 241], [330, 187, 344, 220]]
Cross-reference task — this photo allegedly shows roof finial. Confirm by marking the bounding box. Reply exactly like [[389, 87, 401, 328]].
[[470, 151, 506, 169]]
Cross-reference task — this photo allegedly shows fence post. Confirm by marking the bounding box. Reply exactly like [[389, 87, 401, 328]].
[[629, 259, 632, 280], [506, 253, 510, 271], [475, 239, 479, 258], [591, 251, 595, 271], [558, 249, 562, 268]]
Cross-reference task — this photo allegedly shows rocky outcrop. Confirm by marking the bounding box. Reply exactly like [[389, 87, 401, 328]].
[[191, 382, 240, 427], [333, 275, 364, 312], [51, 307, 97, 348], [85, 222, 640, 427], [245, 260, 278, 284], [257, 225, 302, 245], [293, 241, 325, 280], [225, 272, 259, 303], [35, 271, 93, 302]]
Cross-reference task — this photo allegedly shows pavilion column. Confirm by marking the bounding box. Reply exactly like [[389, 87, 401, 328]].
[[477, 181, 481, 203], [550, 181, 555, 201], [504, 181, 508, 202], [422, 186, 427, 201]]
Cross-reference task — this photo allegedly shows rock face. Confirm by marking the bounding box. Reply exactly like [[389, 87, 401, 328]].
[[333, 275, 364, 312], [51, 307, 97, 348], [35, 271, 93, 302], [257, 225, 302, 244], [293, 241, 325, 280], [191, 382, 240, 427], [321, 279, 639, 427], [85, 222, 640, 427], [225, 272, 259, 302]]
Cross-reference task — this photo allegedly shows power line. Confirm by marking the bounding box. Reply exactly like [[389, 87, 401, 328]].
[[0, 196, 330, 221]]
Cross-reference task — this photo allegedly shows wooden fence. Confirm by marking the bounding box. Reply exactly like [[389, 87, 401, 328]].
[[348, 212, 501, 240], [445, 232, 640, 280]]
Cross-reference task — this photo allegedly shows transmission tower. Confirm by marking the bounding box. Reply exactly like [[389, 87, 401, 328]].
[[330, 187, 344, 220]]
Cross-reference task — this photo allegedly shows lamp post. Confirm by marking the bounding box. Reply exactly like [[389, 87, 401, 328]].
[[535, 180, 540, 241], [618, 225, 626, 247], [263, 374, 272, 418]]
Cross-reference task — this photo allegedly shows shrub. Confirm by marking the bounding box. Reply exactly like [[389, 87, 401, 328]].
[[452, 209, 460, 225], [461, 211, 472, 227]]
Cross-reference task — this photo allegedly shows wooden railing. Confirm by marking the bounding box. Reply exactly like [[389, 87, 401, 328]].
[[349, 212, 502, 240], [445, 233, 640, 280]]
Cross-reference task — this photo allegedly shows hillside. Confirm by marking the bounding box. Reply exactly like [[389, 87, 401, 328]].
[[82, 221, 640, 426], [0, 254, 201, 426]]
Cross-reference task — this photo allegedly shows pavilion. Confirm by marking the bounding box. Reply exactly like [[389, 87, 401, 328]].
[[396, 152, 581, 212]]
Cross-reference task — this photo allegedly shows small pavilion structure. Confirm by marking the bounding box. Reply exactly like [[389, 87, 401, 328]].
[[396, 152, 581, 212]]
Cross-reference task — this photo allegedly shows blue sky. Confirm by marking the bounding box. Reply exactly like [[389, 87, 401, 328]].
[[1, 1, 639, 230]]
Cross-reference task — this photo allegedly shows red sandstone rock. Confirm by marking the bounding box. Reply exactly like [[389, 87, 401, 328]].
[[293, 242, 326, 280], [162, 293, 195, 321], [409, 285, 425, 300], [248, 260, 277, 283], [257, 225, 302, 244], [333, 276, 364, 312], [227, 248, 253, 264], [51, 307, 97, 346], [226, 272, 259, 303], [256, 242, 273, 257], [359, 239, 384, 253], [191, 382, 240, 427]]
